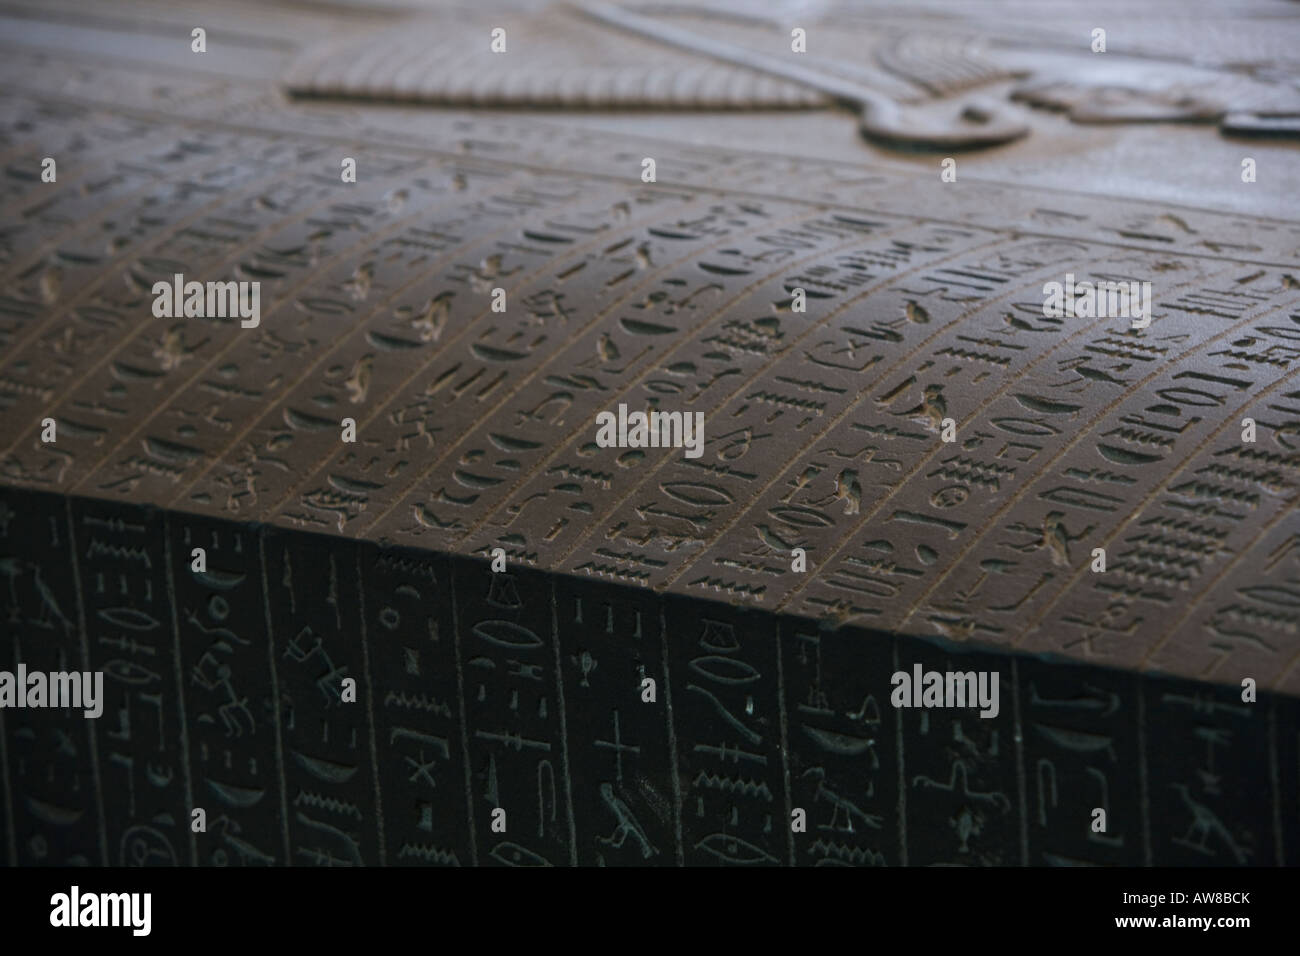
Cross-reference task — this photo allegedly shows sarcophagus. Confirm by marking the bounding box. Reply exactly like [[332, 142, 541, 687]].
[[1, 0, 1297, 867]]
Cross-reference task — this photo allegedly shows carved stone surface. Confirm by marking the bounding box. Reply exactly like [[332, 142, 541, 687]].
[[2, 485, 1296, 866], [2, 30, 1298, 689], [284, 7, 831, 109], [283, 1, 1300, 141], [0, 0, 1297, 867]]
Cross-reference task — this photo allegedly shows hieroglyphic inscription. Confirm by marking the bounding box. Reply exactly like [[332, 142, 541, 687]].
[[73, 496, 188, 866], [0, 489, 101, 865], [900, 642, 1017, 866], [1, 487, 1297, 865], [554, 576, 677, 865], [261, 532, 380, 865], [1, 48, 1299, 685], [1020, 659, 1140, 866], [664, 598, 790, 866], [782, 624, 895, 866], [1, 17, 1299, 868], [1145, 681, 1276, 865], [453, 561, 573, 865], [361, 543, 469, 867], [172, 512, 279, 866]]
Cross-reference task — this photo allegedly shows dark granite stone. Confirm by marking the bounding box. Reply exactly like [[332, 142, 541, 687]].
[[2, 486, 1296, 866], [0, 0, 1297, 867]]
